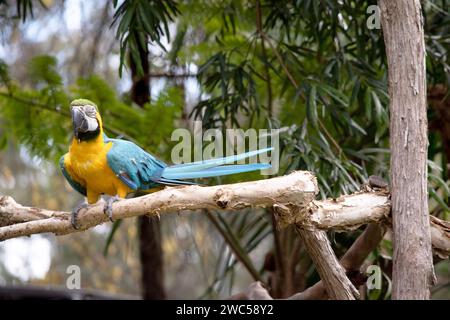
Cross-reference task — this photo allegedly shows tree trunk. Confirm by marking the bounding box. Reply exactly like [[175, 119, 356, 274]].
[[379, 0, 435, 299], [130, 38, 166, 299], [138, 216, 165, 299], [130, 40, 150, 106]]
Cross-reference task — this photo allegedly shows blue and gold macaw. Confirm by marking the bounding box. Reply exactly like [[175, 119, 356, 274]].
[[60, 99, 272, 228]]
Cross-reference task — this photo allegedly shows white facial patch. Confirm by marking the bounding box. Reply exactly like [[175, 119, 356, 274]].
[[86, 117, 99, 131]]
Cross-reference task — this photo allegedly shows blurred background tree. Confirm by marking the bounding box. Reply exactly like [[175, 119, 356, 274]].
[[0, 0, 449, 299]]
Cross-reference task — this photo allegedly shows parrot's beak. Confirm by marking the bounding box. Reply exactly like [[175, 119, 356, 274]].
[[71, 106, 88, 138]]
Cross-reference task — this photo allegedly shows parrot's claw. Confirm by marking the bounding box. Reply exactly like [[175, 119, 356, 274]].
[[71, 201, 89, 230], [103, 195, 121, 222]]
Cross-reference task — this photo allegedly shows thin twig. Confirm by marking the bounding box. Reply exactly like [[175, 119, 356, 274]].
[[260, 32, 298, 88]]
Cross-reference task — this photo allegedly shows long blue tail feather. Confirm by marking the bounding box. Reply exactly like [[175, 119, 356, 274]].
[[161, 148, 272, 181], [163, 163, 271, 180], [157, 178, 198, 186], [166, 147, 273, 173]]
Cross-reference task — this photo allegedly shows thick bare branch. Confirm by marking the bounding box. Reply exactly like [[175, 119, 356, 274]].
[[0, 196, 56, 225], [228, 224, 386, 300], [227, 218, 449, 300], [0, 171, 317, 241], [290, 223, 386, 300], [271, 188, 390, 229], [0, 171, 448, 260], [295, 227, 360, 300], [309, 192, 390, 231]]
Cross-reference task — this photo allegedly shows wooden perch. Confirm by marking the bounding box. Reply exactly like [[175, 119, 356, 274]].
[[0, 171, 317, 241], [0, 170, 449, 260]]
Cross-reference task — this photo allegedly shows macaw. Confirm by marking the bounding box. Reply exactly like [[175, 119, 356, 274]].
[[60, 99, 272, 228]]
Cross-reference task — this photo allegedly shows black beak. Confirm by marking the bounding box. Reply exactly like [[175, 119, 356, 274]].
[[71, 107, 88, 138]]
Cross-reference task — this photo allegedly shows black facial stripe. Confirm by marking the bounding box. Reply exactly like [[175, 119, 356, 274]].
[[76, 119, 100, 141], [77, 126, 101, 141]]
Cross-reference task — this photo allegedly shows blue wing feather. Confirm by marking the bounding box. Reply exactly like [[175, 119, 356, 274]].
[[59, 155, 87, 196], [106, 137, 168, 190]]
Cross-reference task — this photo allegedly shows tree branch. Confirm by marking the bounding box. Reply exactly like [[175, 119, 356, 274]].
[[227, 216, 450, 300], [295, 227, 359, 299], [289, 223, 386, 300], [229, 223, 386, 300], [0, 171, 448, 260], [148, 73, 198, 78], [0, 171, 318, 241], [2, 170, 449, 301]]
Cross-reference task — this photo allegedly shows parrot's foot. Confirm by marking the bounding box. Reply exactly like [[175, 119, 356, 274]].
[[71, 201, 89, 230], [103, 195, 121, 222]]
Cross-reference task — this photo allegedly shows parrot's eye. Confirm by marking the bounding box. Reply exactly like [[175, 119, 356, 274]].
[[84, 106, 96, 117]]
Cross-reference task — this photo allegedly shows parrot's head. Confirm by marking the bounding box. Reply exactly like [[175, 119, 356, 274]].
[[70, 99, 103, 141]]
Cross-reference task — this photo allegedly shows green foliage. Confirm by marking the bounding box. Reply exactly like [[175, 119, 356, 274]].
[[182, 0, 391, 197], [0, 57, 69, 160], [424, 0, 450, 86], [112, 0, 180, 76], [0, 55, 183, 162], [194, 52, 260, 128], [0, 59, 10, 88], [29, 55, 62, 86]]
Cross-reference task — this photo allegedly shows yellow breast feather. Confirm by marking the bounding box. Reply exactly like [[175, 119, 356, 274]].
[[67, 135, 131, 203]]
